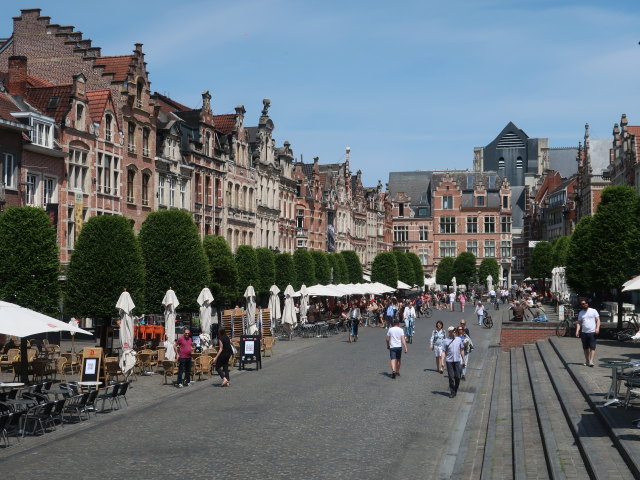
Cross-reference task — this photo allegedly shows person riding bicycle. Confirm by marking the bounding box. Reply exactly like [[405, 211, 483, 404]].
[[348, 302, 361, 342], [403, 301, 416, 340]]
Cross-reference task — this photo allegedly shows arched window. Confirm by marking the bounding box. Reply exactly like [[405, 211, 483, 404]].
[[516, 156, 523, 169], [498, 157, 505, 170], [136, 79, 144, 108]]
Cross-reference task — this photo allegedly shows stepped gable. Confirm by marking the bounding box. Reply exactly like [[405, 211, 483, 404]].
[[86, 89, 111, 123], [24, 84, 72, 123], [213, 114, 236, 135]]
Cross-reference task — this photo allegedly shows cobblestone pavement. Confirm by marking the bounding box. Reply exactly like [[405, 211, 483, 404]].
[[0, 307, 500, 479]]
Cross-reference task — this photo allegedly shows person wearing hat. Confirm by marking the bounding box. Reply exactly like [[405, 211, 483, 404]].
[[442, 326, 465, 398], [386, 317, 408, 379]]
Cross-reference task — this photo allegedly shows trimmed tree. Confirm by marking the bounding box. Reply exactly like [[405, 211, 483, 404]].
[[334, 253, 349, 284], [66, 215, 145, 320], [529, 241, 553, 280], [293, 249, 316, 289], [0, 207, 60, 315], [139, 210, 209, 313], [566, 216, 595, 295], [311, 251, 331, 285], [406, 252, 425, 288], [340, 250, 363, 283], [203, 235, 238, 308], [453, 251, 477, 287], [235, 245, 258, 294], [435, 257, 455, 287], [371, 252, 398, 289], [275, 253, 297, 292], [392, 251, 413, 286], [551, 235, 571, 267], [478, 258, 500, 287], [255, 248, 276, 297]]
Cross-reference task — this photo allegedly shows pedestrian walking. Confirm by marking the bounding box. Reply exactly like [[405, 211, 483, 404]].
[[175, 329, 193, 388], [443, 326, 465, 398], [575, 299, 600, 367], [458, 325, 473, 380], [458, 292, 466, 312], [430, 320, 446, 373], [474, 302, 485, 326], [386, 318, 408, 379], [348, 301, 361, 342], [449, 291, 456, 311], [213, 327, 233, 386]]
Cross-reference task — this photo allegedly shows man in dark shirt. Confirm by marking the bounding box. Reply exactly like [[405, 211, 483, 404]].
[[175, 329, 193, 388], [510, 302, 525, 321]]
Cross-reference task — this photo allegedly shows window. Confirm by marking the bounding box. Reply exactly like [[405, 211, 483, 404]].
[[484, 216, 495, 233], [476, 196, 485, 207], [466, 240, 478, 257], [204, 132, 211, 156], [105, 114, 113, 142], [25, 174, 37, 205], [502, 195, 509, 209], [419, 226, 428, 241], [393, 225, 409, 242], [43, 177, 55, 206], [33, 121, 53, 148], [484, 240, 495, 258], [465, 216, 477, 233], [127, 170, 135, 203], [158, 176, 166, 205], [398, 203, 405, 217], [2, 153, 16, 188], [136, 80, 144, 108], [439, 240, 456, 258], [439, 217, 456, 233], [516, 156, 523, 169], [67, 207, 75, 250], [142, 173, 150, 206], [75, 104, 84, 130], [501, 215, 511, 233], [419, 249, 428, 266], [498, 158, 505, 170], [180, 180, 186, 208], [501, 241, 511, 259], [488, 175, 496, 189], [69, 149, 88, 193], [166, 137, 179, 159], [466, 174, 474, 190], [142, 128, 150, 157], [417, 208, 428, 216], [97, 153, 119, 195], [169, 177, 176, 207], [442, 195, 453, 209], [128, 122, 136, 153], [205, 176, 212, 206]]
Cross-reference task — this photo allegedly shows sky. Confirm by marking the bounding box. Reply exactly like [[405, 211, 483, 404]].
[[1, 1, 639, 186]]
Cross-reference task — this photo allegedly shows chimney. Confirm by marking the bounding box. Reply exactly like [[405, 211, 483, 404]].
[[7, 56, 28, 96]]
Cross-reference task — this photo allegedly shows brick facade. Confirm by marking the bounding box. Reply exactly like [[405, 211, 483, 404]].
[[500, 322, 559, 351]]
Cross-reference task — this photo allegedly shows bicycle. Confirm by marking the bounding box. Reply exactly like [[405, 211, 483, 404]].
[[482, 311, 493, 328], [555, 305, 576, 337], [404, 316, 415, 344], [616, 313, 639, 342], [420, 305, 433, 318]]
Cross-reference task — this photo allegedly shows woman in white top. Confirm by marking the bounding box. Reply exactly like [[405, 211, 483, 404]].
[[403, 302, 416, 343], [475, 302, 485, 326], [430, 320, 446, 373]]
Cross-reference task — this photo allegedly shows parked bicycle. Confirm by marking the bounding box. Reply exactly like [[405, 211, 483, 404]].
[[616, 313, 639, 342], [555, 305, 576, 337], [482, 310, 493, 328]]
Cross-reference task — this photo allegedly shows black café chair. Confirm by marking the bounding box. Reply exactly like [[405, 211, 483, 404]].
[[97, 384, 121, 412], [0, 413, 12, 447], [21, 401, 55, 437], [116, 382, 130, 407]]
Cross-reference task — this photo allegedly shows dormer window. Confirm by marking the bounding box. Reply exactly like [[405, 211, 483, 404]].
[[33, 120, 53, 148], [165, 137, 179, 160], [75, 104, 84, 130]]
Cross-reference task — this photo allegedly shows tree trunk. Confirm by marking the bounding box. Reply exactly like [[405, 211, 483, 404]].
[[20, 337, 29, 384], [617, 296, 624, 331]]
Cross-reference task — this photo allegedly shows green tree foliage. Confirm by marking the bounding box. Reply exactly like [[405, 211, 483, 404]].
[[391, 251, 413, 286], [293, 249, 316, 289], [340, 250, 363, 283], [0, 207, 60, 315], [478, 258, 500, 286], [567, 186, 640, 295], [255, 248, 276, 296], [453, 252, 477, 286], [139, 210, 209, 312], [310, 251, 331, 284], [275, 253, 297, 292], [406, 252, 425, 287], [326, 253, 339, 283], [435, 257, 455, 287], [551, 235, 571, 267], [235, 245, 258, 293], [529, 241, 553, 280], [66, 215, 144, 318], [566, 216, 595, 294], [334, 253, 349, 283], [371, 252, 398, 288], [203, 236, 238, 308]]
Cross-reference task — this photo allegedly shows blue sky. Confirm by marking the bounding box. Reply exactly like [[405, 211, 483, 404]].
[[1, 1, 638, 186]]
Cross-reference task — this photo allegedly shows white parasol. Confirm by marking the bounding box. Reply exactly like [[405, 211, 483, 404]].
[[281, 284, 296, 327], [197, 287, 214, 347], [487, 275, 493, 292], [116, 291, 136, 375], [451, 277, 457, 292], [162, 288, 180, 361], [0, 301, 92, 337], [299, 284, 309, 324], [622, 274, 640, 293], [244, 285, 257, 335], [268, 285, 281, 323]]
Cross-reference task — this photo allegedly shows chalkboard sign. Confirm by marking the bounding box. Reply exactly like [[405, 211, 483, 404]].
[[239, 335, 262, 370]]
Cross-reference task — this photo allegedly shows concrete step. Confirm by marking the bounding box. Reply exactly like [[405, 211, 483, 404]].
[[537, 340, 636, 479], [481, 351, 513, 480], [523, 343, 589, 479], [511, 347, 549, 479], [548, 337, 640, 478]]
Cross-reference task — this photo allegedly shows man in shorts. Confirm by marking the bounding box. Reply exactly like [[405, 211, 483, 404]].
[[386, 318, 408, 379], [575, 298, 600, 367]]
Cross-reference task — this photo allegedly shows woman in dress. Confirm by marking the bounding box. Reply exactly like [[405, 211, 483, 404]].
[[458, 292, 466, 312], [213, 327, 233, 387], [429, 320, 446, 373]]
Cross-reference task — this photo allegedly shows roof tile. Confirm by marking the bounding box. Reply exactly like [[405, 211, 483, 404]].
[[24, 85, 72, 123], [94, 55, 134, 82], [213, 114, 236, 134], [86, 89, 110, 123]]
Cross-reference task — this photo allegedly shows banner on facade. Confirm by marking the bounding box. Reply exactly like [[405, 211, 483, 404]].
[[74, 198, 84, 239]]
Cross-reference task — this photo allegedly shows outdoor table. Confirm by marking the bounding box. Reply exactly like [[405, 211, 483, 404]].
[[0, 382, 25, 391], [599, 358, 640, 406], [77, 381, 102, 391]]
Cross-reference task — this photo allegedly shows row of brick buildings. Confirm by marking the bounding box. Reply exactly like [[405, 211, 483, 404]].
[[0, 9, 392, 266]]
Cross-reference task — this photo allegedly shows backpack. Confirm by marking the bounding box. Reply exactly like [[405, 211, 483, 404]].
[[386, 305, 394, 317]]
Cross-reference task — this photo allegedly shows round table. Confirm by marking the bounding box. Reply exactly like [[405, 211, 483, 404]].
[[0, 382, 24, 391], [599, 358, 640, 405], [77, 381, 102, 391]]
